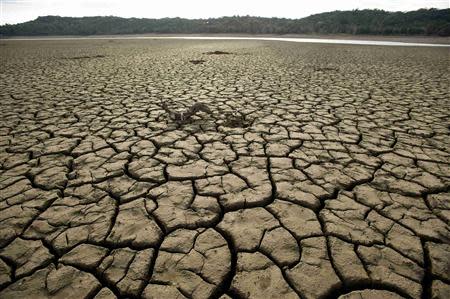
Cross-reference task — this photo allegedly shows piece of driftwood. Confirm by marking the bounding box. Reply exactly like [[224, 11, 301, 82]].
[[189, 59, 206, 64], [204, 51, 232, 55], [64, 54, 105, 60], [162, 102, 212, 124], [162, 101, 252, 127], [314, 66, 339, 72]]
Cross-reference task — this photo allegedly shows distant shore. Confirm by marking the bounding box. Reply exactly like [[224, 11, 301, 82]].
[[2, 33, 449, 45], [279, 33, 450, 44]]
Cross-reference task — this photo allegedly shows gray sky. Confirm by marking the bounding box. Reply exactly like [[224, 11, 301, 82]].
[[0, 0, 448, 25]]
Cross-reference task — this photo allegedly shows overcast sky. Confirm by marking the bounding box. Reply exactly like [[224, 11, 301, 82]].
[[0, 0, 448, 25]]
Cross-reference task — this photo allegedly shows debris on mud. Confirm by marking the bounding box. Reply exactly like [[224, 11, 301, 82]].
[[189, 59, 206, 64], [314, 66, 339, 72], [64, 54, 106, 60], [204, 50, 232, 55], [161, 100, 251, 128], [223, 111, 250, 128], [162, 101, 212, 124]]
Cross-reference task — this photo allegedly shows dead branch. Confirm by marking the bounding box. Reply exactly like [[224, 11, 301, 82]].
[[162, 101, 212, 124]]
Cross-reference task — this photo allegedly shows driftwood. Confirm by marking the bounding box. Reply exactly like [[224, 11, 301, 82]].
[[189, 59, 206, 64], [204, 51, 232, 55], [162, 102, 212, 124], [314, 66, 338, 72], [162, 101, 251, 127], [65, 54, 105, 60]]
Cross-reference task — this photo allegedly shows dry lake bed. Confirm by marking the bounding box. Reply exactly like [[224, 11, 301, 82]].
[[0, 39, 449, 299]]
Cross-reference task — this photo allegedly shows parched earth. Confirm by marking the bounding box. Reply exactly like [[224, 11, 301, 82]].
[[0, 39, 449, 299]]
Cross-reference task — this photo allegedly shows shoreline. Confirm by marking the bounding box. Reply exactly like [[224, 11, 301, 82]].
[[1, 34, 449, 47], [1, 33, 449, 45]]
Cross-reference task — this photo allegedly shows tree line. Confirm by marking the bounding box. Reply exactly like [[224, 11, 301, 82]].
[[1, 9, 449, 36]]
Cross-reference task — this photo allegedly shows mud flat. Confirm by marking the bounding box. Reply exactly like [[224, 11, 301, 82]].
[[0, 39, 449, 299]]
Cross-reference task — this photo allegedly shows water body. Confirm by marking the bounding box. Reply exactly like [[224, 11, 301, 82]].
[[2, 36, 449, 47]]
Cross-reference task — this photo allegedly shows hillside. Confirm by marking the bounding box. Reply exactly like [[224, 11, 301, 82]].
[[1, 8, 449, 36]]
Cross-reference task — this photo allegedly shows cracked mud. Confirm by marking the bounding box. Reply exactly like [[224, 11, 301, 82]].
[[0, 39, 449, 299]]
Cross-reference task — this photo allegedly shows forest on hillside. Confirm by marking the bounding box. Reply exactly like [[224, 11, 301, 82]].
[[1, 8, 449, 36]]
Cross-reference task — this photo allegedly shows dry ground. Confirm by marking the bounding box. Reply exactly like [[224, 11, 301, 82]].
[[0, 39, 449, 299]]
